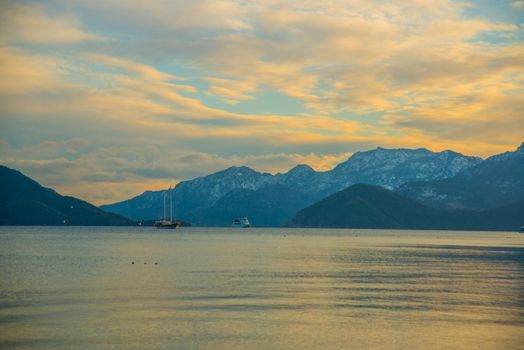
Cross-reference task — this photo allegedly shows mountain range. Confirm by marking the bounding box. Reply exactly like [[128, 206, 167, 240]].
[[2, 142, 521, 229], [0, 145, 524, 229], [0, 166, 133, 226], [101, 146, 485, 226]]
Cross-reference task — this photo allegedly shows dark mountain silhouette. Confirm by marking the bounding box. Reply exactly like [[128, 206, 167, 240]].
[[0, 165, 133, 226], [287, 184, 523, 231]]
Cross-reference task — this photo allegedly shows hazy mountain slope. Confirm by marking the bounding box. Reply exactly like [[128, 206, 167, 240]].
[[0, 166, 133, 226], [186, 184, 320, 227], [287, 184, 523, 231], [99, 189, 165, 221], [398, 143, 524, 210]]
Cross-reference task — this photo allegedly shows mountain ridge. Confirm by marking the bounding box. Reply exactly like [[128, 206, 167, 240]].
[[101, 146, 483, 224]]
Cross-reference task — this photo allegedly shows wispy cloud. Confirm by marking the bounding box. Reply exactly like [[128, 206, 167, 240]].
[[0, 2, 106, 44]]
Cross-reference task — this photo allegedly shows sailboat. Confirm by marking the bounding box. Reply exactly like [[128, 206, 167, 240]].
[[154, 187, 178, 229]]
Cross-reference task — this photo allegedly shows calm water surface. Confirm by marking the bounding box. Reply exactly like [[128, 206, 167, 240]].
[[1, 227, 523, 349]]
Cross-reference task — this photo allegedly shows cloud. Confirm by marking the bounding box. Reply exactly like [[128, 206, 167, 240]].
[[10, 139, 91, 158], [0, 2, 106, 44], [0, 47, 73, 95], [109, 0, 516, 120], [1, 0, 522, 203], [513, 1, 524, 9], [86, 54, 186, 82], [206, 77, 256, 103]]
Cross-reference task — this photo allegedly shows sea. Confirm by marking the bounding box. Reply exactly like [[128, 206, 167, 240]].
[[1, 226, 523, 350]]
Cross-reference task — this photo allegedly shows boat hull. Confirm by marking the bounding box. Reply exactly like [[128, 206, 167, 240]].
[[154, 220, 178, 229], [155, 225, 178, 229]]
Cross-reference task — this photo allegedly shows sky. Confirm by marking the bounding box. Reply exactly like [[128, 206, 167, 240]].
[[0, 0, 523, 205]]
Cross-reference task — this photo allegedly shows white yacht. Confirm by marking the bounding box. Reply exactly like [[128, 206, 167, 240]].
[[154, 187, 178, 229], [232, 217, 251, 228]]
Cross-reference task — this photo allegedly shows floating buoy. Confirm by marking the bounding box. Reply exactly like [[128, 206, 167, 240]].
[[154, 262, 158, 265], [131, 261, 134, 264]]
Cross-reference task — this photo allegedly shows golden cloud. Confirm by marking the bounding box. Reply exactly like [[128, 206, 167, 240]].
[[0, 2, 106, 44]]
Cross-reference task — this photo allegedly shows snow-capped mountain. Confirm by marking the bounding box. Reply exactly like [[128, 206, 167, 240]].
[[398, 142, 524, 210], [174, 166, 274, 212], [318, 147, 481, 194], [100, 166, 273, 221], [100, 146, 482, 224]]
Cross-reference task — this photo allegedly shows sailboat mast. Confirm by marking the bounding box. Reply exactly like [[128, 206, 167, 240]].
[[163, 191, 166, 220], [170, 187, 173, 222]]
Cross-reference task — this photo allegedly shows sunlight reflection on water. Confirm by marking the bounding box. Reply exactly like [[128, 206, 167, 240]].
[[1, 227, 523, 349]]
